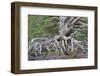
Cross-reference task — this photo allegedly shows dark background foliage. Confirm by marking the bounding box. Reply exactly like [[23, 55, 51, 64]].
[[28, 15, 88, 43]]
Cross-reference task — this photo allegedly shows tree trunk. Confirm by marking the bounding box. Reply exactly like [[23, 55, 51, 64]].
[[28, 16, 87, 56]]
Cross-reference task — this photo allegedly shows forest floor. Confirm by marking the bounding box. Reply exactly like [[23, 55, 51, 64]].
[[28, 50, 88, 61]]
